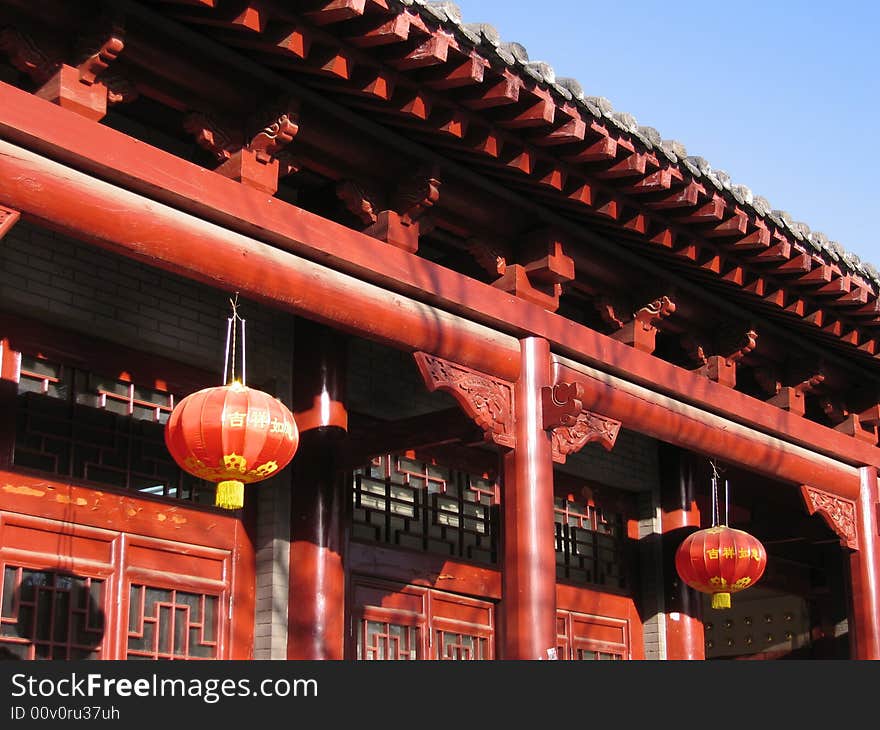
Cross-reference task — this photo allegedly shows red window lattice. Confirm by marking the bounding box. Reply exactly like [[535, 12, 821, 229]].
[[353, 580, 494, 661], [12, 354, 212, 503], [352, 454, 499, 564], [554, 493, 627, 589], [0, 566, 105, 660], [126, 585, 218, 660]]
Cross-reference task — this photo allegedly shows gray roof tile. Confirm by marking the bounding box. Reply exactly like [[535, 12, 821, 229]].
[[406, 1, 875, 283]]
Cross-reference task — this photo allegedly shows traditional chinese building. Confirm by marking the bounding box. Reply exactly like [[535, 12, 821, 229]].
[[0, 0, 875, 661]]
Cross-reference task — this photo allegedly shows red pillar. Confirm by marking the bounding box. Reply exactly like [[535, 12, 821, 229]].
[[658, 445, 705, 659], [501, 337, 557, 659], [287, 320, 348, 660], [850, 465, 880, 659]]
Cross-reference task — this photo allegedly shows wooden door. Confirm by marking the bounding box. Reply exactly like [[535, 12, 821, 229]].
[[0, 472, 252, 660]]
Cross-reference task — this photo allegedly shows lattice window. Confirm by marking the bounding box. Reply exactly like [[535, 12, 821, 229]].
[[0, 566, 105, 660], [352, 454, 498, 564], [575, 648, 623, 660], [435, 631, 488, 660], [126, 585, 218, 660], [12, 354, 211, 503], [554, 493, 627, 589], [356, 620, 420, 660]]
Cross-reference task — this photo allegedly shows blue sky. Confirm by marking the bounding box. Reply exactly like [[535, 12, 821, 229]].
[[451, 0, 879, 267]]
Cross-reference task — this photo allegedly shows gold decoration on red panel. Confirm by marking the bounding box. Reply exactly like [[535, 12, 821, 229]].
[[674, 463, 767, 609], [164, 296, 299, 510]]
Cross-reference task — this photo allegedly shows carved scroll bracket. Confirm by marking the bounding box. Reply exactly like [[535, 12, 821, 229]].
[[184, 100, 300, 195], [800, 485, 858, 550], [413, 352, 514, 448], [337, 168, 440, 253], [602, 295, 676, 354], [542, 382, 621, 463], [0, 205, 21, 241]]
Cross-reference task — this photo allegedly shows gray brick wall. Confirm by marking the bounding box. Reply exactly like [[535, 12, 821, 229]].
[[253, 477, 291, 660], [557, 428, 660, 494], [0, 220, 294, 394], [347, 336, 455, 420]]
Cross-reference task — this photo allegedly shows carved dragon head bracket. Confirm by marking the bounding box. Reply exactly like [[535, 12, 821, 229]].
[[598, 294, 676, 354], [183, 99, 300, 195], [682, 324, 758, 388], [336, 166, 441, 253], [0, 15, 135, 120]]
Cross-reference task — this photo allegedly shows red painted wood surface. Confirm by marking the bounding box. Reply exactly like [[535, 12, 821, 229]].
[[288, 323, 347, 659], [851, 466, 880, 659], [659, 446, 705, 660], [556, 584, 645, 660], [0, 90, 875, 479], [501, 337, 556, 659], [554, 358, 862, 499], [0, 469, 254, 659], [0, 138, 520, 382]]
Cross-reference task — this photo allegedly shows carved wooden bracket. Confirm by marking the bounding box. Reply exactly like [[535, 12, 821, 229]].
[[0, 22, 131, 121], [413, 352, 514, 448], [0, 206, 21, 241], [602, 295, 676, 354], [763, 372, 824, 417], [800, 485, 858, 550], [337, 168, 440, 253], [0, 26, 62, 84], [491, 234, 574, 313], [688, 328, 757, 388], [820, 397, 878, 444], [183, 102, 300, 195], [541, 382, 621, 463]]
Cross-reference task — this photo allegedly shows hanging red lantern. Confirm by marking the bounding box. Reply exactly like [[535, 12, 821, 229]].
[[675, 525, 767, 609], [164, 296, 299, 510], [164, 381, 299, 510]]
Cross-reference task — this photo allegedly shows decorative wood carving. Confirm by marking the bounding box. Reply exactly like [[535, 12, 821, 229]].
[[335, 167, 440, 253], [466, 237, 509, 277], [0, 205, 21, 240], [337, 180, 380, 226], [413, 352, 514, 448], [184, 101, 300, 194], [183, 111, 243, 161], [0, 27, 61, 84], [549, 410, 621, 463], [74, 24, 125, 87], [601, 295, 676, 353], [542, 382, 584, 429], [800, 485, 858, 550], [541, 382, 621, 463], [686, 326, 758, 387]]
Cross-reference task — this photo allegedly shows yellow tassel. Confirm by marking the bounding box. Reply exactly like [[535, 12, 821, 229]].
[[215, 480, 245, 510], [711, 592, 731, 610]]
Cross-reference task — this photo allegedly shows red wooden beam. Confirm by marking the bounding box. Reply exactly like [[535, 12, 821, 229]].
[[0, 139, 521, 381], [4, 85, 878, 479]]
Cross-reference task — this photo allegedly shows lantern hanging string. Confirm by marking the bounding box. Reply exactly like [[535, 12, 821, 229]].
[[708, 459, 730, 528], [222, 293, 247, 386]]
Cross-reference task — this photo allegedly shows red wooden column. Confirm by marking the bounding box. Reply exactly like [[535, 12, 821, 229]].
[[850, 465, 880, 659], [658, 445, 705, 660], [287, 319, 348, 660], [501, 337, 557, 659]]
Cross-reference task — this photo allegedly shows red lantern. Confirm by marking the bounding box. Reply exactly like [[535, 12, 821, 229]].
[[164, 381, 299, 510], [675, 525, 767, 609]]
